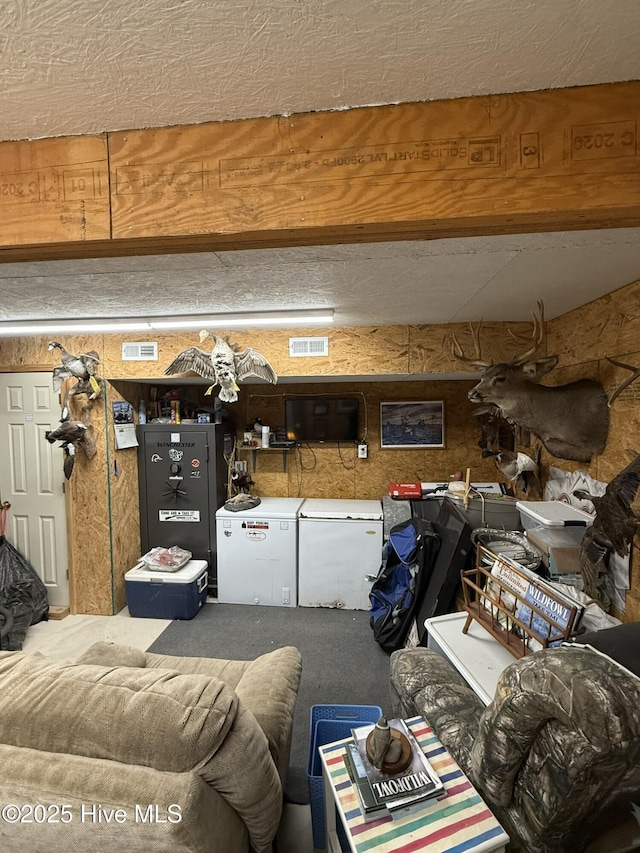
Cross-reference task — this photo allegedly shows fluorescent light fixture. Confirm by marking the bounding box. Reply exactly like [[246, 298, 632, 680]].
[[0, 309, 334, 337]]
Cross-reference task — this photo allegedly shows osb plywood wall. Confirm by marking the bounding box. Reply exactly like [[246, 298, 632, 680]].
[[65, 376, 143, 615], [107, 380, 147, 613], [235, 380, 498, 500], [0, 334, 145, 615], [547, 277, 640, 622], [1, 289, 639, 619]]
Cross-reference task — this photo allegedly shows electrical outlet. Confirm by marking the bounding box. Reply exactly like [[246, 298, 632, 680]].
[[357, 443, 368, 459]]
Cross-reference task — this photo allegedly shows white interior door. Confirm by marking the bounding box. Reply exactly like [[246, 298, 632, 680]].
[[0, 373, 69, 607]]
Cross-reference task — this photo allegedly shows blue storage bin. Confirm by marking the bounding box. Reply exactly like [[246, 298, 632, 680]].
[[307, 704, 383, 850]]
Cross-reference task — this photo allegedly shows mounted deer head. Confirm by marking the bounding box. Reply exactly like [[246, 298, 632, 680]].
[[452, 301, 610, 463]]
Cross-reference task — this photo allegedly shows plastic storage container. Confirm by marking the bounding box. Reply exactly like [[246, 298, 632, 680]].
[[524, 525, 588, 590], [516, 500, 593, 531], [125, 559, 208, 619], [525, 525, 589, 549], [307, 703, 383, 850], [448, 492, 521, 530]]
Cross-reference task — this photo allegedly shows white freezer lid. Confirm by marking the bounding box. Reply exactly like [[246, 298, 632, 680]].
[[516, 500, 593, 527], [215, 497, 305, 520], [125, 559, 208, 583], [299, 498, 383, 520]]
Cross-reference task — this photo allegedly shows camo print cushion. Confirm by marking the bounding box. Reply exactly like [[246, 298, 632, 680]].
[[389, 647, 484, 768], [470, 645, 640, 852], [390, 642, 640, 853]]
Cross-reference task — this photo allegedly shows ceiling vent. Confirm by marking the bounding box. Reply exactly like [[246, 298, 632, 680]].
[[288, 336, 329, 357], [121, 341, 158, 361]]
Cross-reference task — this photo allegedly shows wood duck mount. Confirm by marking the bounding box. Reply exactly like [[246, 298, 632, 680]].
[[452, 301, 640, 464], [44, 378, 98, 479]]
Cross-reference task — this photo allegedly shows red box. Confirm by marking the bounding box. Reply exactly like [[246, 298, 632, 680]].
[[389, 482, 422, 500]]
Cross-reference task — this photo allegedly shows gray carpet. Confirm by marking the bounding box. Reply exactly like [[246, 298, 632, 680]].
[[146, 602, 392, 804]]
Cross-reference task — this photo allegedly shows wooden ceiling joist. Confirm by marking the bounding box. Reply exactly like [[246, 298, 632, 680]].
[[0, 81, 639, 262]]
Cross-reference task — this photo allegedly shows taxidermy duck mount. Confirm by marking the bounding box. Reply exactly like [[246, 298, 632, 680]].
[[45, 418, 97, 479], [573, 450, 640, 611], [46, 342, 101, 478], [48, 341, 102, 416], [164, 331, 277, 403]]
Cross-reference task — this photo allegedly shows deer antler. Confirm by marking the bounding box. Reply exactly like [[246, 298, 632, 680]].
[[606, 357, 640, 407], [508, 300, 545, 365], [451, 320, 491, 368]]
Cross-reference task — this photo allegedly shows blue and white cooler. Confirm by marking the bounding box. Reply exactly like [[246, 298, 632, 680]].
[[125, 559, 208, 619]]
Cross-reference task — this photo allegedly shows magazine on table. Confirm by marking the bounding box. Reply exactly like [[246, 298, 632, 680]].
[[343, 742, 439, 822], [348, 718, 444, 812], [343, 742, 389, 821]]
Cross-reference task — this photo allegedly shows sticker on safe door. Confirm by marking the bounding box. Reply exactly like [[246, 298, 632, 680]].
[[158, 510, 200, 522]]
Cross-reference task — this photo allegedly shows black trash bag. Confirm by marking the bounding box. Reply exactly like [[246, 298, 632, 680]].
[[0, 535, 49, 651]]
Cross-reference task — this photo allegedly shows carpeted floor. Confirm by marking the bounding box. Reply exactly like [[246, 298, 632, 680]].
[[147, 602, 392, 804]]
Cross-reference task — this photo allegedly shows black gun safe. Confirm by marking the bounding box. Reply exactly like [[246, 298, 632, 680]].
[[137, 423, 231, 595]]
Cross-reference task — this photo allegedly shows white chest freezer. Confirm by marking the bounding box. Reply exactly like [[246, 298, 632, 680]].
[[215, 497, 305, 606], [298, 498, 383, 610]]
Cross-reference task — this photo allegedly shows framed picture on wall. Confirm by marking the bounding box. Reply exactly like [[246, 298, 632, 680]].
[[380, 401, 445, 448]]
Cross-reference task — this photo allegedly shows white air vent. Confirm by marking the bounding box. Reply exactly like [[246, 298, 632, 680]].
[[121, 342, 158, 361], [288, 336, 329, 357]]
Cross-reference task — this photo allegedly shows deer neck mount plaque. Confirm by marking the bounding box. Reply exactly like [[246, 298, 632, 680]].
[[452, 301, 610, 463]]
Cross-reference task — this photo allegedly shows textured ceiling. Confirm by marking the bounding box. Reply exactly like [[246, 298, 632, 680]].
[[1, 0, 639, 328], [2, 229, 640, 327], [2, 0, 639, 144]]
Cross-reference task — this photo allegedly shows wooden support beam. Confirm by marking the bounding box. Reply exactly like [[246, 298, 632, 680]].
[[0, 82, 639, 262], [0, 135, 111, 249]]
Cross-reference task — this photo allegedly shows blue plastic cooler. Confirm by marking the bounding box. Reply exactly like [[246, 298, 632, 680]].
[[125, 559, 208, 619]]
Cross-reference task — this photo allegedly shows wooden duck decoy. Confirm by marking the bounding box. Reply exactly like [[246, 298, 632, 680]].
[[367, 717, 402, 769], [164, 332, 277, 402]]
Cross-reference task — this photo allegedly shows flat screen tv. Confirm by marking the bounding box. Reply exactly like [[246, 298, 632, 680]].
[[285, 396, 359, 443]]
